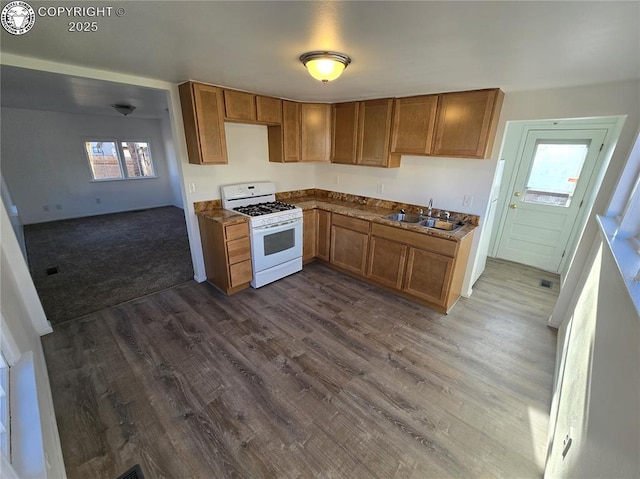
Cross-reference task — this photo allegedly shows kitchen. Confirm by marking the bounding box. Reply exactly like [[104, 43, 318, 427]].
[[1, 2, 639, 479]]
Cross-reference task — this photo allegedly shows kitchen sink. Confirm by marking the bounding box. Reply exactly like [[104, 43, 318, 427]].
[[420, 220, 466, 233], [385, 213, 423, 223], [385, 212, 466, 233]]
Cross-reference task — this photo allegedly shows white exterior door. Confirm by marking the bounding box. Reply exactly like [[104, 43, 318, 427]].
[[496, 129, 607, 272]]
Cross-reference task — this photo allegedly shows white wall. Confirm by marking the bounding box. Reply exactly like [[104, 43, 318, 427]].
[[544, 233, 640, 478], [183, 122, 316, 203], [0, 199, 66, 479], [160, 114, 184, 208], [1, 107, 175, 224]]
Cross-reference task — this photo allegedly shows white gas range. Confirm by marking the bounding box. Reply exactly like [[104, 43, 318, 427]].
[[221, 182, 303, 288]]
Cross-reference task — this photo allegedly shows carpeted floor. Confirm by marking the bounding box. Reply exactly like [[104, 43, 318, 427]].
[[24, 206, 194, 325]]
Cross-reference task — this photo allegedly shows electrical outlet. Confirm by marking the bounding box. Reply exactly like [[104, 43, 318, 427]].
[[377, 183, 384, 194], [463, 195, 473, 207], [55, 204, 62, 210], [188, 182, 196, 193], [333, 175, 340, 185], [43, 205, 49, 212], [96, 198, 101, 204]]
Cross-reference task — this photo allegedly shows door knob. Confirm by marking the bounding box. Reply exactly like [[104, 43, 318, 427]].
[[514, 192, 521, 197], [510, 204, 518, 209]]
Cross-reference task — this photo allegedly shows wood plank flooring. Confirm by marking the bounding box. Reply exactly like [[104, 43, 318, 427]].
[[42, 258, 559, 479]]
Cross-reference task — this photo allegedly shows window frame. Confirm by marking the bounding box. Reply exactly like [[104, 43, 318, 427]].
[[0, 312, 21, 470], [600, 128, 640, 311], [84, 137, 157, 182]]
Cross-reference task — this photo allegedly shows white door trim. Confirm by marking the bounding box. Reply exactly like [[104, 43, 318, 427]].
[[489, 116, 625, 280]]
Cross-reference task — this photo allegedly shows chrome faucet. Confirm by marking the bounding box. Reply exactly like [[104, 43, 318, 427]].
[[427, 198, 433, 217]]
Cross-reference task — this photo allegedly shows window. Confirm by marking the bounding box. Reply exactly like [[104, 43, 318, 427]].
[[84, 140, 155, 181], [523, 141, 590, 207]]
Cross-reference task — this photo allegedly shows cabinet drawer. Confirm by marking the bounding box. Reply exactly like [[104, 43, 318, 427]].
[[225, 222, 249, 241], [229, 259, 252, 287], [371, 223, 457, 257], [227, 237, 251, 264], [332, 213, 370, 234]]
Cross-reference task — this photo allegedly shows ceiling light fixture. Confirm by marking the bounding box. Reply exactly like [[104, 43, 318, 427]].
[[111, 104, 136, 116], [299, 51, 351, 83]]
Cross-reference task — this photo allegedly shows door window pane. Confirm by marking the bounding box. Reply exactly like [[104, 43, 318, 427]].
[[524, 142, 590, 207]]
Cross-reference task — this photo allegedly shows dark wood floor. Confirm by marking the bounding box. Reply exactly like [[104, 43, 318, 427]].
[[42, 258, 559, 479]]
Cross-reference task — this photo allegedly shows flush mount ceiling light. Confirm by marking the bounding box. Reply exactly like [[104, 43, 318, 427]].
[[111, 104, 136, 116], [299, 51, 351, 83]]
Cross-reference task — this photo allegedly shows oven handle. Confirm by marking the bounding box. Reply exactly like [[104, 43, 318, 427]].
[[253, 218, 301, 231]]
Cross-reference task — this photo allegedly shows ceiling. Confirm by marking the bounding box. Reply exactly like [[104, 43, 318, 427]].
[[1, 1, 639, 118]]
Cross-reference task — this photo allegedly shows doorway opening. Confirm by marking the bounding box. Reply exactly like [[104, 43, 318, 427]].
[[490, 117, 625, 276]]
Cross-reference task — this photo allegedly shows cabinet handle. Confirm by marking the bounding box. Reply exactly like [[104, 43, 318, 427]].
[[514, 192, 521, 197], [510, 204, 518, 209]]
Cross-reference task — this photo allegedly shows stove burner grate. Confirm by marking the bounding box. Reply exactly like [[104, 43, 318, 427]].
[[233, 201, 297, 217]]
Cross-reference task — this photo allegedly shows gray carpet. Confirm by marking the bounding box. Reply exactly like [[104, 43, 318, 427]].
[[24, 206, 194, 325]]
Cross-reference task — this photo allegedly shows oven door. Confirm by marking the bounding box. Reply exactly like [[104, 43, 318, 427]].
[[251, 218, 303, 273]]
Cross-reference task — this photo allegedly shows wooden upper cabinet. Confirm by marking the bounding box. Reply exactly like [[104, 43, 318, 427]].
[[179, 82, 228, 165], [224, 89, 282, 124], [283, 101, 301, 162], [432, 88, 504, 159], [391, 95, 438, 155], [332, 102, 359, 164], [223, 89, 256, 121], [301, 103, 331, 162], [256, 96, 282, 124], [357, 99, 398, 167]]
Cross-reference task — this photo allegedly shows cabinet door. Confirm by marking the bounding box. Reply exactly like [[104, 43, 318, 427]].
[[357, 99, 393, 166], [179, 82, 228, 165], [432, 89, 502, 159], [316, 210, 331, 261], [302, 209, 317, 263], [332, 102, 359, 164], [282, 101, 301, 162], [403, 247, 453, 306], [367, 236, 407, 289], [390, 95, 438, 155], [330, 226, 369, 275], [301, 103, 331, 162], [223, 89, 257, 121], [256, 96, 282, 124]]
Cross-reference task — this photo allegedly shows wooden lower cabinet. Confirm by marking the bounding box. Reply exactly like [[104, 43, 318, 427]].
[[330, 214, 370, 276], [366, 236, 407, 289], [316, 210, 331, 261], [303, 209, 317, 263], [365, 222, 473, 312], [303, 208, 473, 313], [197, 217, 252, 294], [403, 247, 453, 306]]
